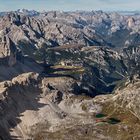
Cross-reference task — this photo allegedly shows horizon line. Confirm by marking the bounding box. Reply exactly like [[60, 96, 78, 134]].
[[0, 9, 140, 13]]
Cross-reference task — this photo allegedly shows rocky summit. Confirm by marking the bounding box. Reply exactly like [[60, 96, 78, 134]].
[[0, 10, 140, 140]]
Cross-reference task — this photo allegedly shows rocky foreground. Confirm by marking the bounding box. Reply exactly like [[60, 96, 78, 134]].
[[0, 72, 140, 140]]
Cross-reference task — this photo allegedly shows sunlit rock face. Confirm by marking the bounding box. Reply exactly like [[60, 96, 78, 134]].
[[127, 17, 135, 28], [0, 35, 17, 66]]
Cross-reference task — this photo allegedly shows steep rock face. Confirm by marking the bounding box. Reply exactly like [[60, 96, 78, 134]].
[[121, 45, 140, 77], [0, 35, 17, 66], [127, 17, 135, 28], [0, 27, 43, 82], [0, 35, 43, 82]]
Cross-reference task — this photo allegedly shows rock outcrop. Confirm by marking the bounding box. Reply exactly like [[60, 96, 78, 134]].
[[0, 35, 17, 66]]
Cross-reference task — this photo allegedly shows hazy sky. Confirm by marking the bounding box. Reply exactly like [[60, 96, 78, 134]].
[[0, 0, 140, 12]]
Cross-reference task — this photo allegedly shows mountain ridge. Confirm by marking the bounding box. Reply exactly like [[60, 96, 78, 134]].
[[0, 10, 140, 140]]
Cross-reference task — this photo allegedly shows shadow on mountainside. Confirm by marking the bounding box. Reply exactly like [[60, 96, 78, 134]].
[[0, 57, 43, 83], [0, 74, 47, 140]]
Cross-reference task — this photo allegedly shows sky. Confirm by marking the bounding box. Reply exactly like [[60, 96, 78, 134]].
[[0, 0, 140, 12]]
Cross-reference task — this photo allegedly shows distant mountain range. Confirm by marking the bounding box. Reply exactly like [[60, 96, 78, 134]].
[[0, 9, 40, 17], [1, 9, 140, 17], [117, 11, 140, 15]]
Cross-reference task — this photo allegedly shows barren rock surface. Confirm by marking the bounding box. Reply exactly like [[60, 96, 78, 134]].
[[0, 72, 140, 140]]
